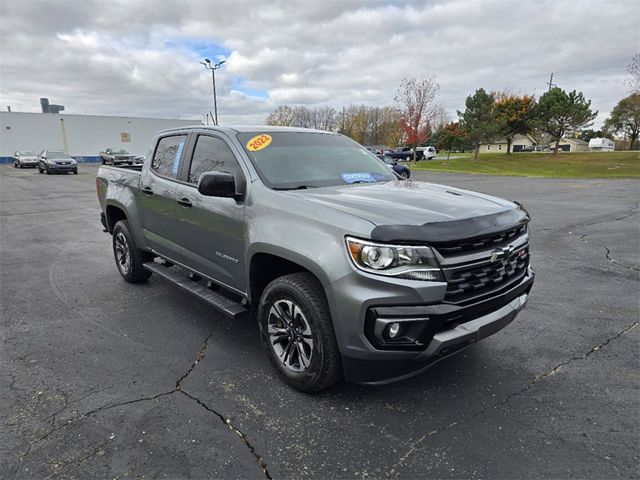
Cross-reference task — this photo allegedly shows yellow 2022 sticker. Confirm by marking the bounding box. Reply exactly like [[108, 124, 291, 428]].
[[246, 134, 272, 152]]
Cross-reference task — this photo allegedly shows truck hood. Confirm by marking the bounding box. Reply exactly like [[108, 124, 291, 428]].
[[284, 181, 527, 243]]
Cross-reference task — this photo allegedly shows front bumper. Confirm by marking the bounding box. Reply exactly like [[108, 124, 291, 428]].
[[48, 163, 76, 171], [326, 266, 534, 384]]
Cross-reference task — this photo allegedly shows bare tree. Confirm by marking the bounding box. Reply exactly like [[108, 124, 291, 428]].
[[626, 53, 640, 95], [266, 105, 296, 126], [394, 76, 440, 161]]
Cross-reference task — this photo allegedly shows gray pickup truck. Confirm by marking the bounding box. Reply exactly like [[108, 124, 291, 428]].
[[96, 125, 534, 392]]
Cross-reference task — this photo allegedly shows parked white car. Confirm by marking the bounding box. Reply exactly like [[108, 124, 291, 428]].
[[417, 146, 437, 160], [12, 151, 39, 168]]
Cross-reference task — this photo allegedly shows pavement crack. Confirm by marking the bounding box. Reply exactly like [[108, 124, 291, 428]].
[[577, 233, 640, 272], [17, 391, 174, 464], [175, 330, 214, 390], [179, 390, 272, 480], [389, 320, 639, 475]]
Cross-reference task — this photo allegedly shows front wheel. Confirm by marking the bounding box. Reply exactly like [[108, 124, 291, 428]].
[[14, 162, 18, 168], [112, 220, 153, 283], [400, 170, 410, 179], [258, 273, 342, 392], [73, 169, 78, 174]]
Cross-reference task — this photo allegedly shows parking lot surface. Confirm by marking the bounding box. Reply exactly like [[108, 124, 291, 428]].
[[1, 164, 638, 479]]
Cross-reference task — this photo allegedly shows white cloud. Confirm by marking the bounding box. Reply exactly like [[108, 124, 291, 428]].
[[0, 0, 637, 127]]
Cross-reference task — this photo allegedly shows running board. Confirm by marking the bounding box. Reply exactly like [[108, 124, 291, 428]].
[[143, 262, 248, 318]]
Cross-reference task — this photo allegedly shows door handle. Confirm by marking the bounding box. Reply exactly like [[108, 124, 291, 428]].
[[177, 198, 192, 208], [141, 186, 153, 196]]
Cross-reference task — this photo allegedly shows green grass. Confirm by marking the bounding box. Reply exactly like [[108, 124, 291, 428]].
[[409, 151, 640, 178]]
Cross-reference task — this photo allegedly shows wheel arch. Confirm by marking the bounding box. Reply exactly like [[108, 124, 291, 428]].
[[248, 248, 330, 305]]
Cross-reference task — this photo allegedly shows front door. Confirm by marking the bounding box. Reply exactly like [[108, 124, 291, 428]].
[[172, 133, 246, 293]]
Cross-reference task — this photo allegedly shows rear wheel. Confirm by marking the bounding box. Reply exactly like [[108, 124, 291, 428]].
[[258, 272, 342, 392], [73, 169, 78, 174], [112, 220, 153, 283]]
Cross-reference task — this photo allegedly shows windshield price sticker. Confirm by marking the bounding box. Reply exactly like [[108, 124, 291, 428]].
[[246, 134, 272, 152]]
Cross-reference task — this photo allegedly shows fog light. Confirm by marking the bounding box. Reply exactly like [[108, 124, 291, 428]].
[[387, 322, 400, 338]]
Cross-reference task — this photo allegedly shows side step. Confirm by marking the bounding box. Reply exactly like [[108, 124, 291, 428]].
[[143, 262, 248, 318]]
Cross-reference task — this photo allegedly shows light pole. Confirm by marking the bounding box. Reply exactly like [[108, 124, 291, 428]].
[[200, 58, 225, 125]]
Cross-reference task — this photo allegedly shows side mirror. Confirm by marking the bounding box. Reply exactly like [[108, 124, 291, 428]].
[[197, 171, 242, 200]]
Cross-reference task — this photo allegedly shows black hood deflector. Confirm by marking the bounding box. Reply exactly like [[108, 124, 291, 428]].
[[370, 208, 529, 245]]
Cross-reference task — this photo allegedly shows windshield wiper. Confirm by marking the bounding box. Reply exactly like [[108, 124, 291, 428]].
[[274, 185, 318, 190]]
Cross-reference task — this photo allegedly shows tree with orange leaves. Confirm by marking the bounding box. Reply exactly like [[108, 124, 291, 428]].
[[494, 93, 536, 154]]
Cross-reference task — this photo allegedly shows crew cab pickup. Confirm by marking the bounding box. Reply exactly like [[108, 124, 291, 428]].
[[96, 126, 534, 392], [100, 148, 137, 165]]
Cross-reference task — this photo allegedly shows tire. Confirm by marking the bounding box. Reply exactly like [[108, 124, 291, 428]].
[[14, 162, 18, 168], [405, 155, 411, 162], [258, 272, 342, 392], [45, 166, 50, 175], [73, 169, 78, 174], [38, 165, 44, 173], [400, 170, 410, 179], [112, 220, 153, 283]]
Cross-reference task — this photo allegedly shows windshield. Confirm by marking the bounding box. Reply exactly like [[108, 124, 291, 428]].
[[47, 151, 68, 159], [237, 131, 395, 189], [18, 151, 36, 156], [113, 149, 129, 154]]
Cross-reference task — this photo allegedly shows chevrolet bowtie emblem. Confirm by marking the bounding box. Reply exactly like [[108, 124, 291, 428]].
[[491, 245, 515, 262]]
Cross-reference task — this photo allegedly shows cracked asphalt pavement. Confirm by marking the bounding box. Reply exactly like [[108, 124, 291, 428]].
[[1, 164, 638, 479]]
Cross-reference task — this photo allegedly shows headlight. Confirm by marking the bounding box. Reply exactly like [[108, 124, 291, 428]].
[[346, 236, 443, 281]]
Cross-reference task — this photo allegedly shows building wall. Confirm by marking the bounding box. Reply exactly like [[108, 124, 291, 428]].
[[0, 112, 200, 162], [479, 134, 535, 153], [557, 140, 589, 152]]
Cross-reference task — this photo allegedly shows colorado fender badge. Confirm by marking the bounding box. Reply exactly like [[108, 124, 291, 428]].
[[246, 134, 272, 152]]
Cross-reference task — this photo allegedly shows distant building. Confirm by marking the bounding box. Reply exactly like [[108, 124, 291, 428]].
[[479, 134, 537, 153], [588, 137, 615, 152], [550, 138, 589, 152], [0, 111, 200, 163]]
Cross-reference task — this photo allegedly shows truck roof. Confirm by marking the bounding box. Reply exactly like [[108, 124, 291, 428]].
[[156, 125, 336, 136]]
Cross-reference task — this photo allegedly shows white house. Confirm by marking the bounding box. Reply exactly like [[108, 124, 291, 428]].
[[550, 138, 589, 152], [479, 134, 537, 153], [588, 137, 615, 152]]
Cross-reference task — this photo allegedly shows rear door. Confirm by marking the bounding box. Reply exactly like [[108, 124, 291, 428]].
[[139, 134, 188, 259], [172, 133, 247, 293]]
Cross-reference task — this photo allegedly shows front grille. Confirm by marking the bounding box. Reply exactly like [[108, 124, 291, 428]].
[[434, 224, 527, 257], [444, 247, 529, 303]]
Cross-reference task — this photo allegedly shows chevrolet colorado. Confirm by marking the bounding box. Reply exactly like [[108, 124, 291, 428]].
[[96, 126, 534, 392]]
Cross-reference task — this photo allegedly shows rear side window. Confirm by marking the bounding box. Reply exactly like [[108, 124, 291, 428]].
[[188, 135, 241, 184], [152, 135, 187, 179]]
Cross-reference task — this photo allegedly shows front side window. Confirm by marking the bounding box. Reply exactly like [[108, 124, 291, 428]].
[[188, 135, 241, 184], [237, 131, 395, 189], [152, 135, 186, 179]]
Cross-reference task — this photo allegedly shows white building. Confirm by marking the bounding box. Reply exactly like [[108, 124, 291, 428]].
[[588, 137, 615, 152], [0, 112, 200, 163], [550, 138, 589, 152], [479, 134, 537, 153]]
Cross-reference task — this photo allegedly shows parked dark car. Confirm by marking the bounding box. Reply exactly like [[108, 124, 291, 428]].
[[386, 147, 417, 161], [378, 155, 410, 179], [12, 151, 38, 168], [38, 150, 78, 174]]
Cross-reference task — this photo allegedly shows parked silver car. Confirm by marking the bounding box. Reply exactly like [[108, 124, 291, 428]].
[[38, 150, 78, 175], [12, 151, 39, 168]]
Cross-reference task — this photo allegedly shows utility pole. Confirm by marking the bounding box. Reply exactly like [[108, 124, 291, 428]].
[[199, 59, 226, 125], [546, 73, 556, 92]]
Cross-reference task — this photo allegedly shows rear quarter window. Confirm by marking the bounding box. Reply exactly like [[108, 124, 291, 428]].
[[151, 135, 187, 179]]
